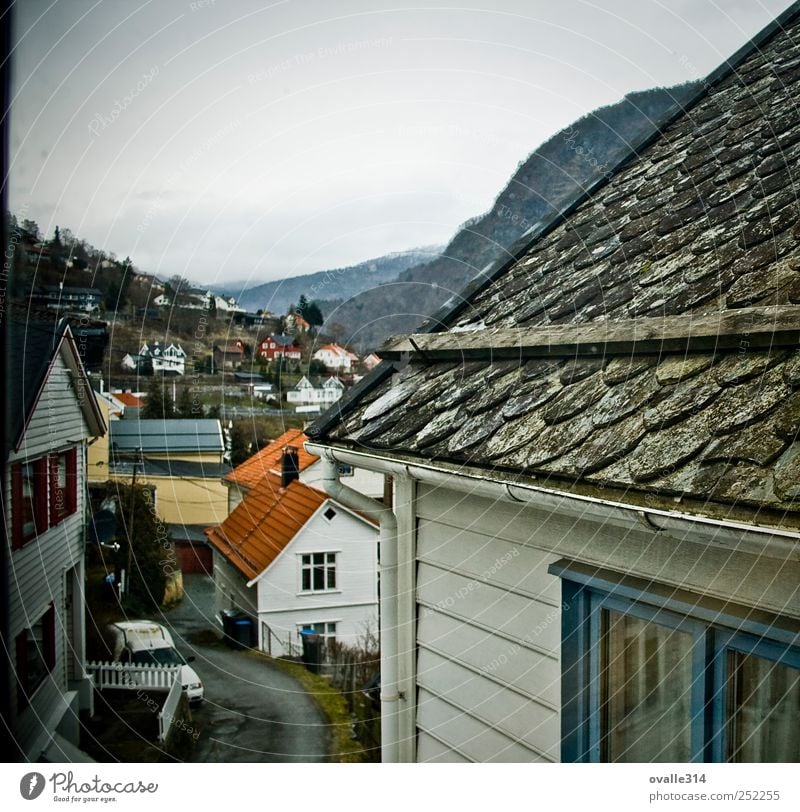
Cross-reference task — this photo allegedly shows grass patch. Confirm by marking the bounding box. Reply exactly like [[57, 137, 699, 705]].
[[248, 651, 365, 763]]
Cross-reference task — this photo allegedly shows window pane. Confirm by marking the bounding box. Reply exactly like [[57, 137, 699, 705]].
[[21, 463, 36, 535], [326, 564, 336, 590], [301, 568, 311, 591], [313, 562, 325, 590], [602, 609, 694, 762], [726, 651, 800, 762]]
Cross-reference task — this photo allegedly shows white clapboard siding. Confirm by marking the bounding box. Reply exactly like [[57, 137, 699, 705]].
[[418, 647, 560, 760], [416, 484, 800, 620], [417, 688, 550, 763], [416, 521, 561, 606], [416, 563, 562, 653], [416, 608, 560, 708], [10, 353, 89, 461], [416, 731, 471, 763], [415, 496, 562, 763]]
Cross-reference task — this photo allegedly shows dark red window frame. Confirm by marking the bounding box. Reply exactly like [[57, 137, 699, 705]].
[[12, 447, 78, 547], [49, 448, 77, 526], [11, 458, 48, 549]]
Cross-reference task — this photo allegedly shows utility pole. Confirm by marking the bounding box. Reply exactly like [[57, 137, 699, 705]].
[[124, 448, 141, 607]]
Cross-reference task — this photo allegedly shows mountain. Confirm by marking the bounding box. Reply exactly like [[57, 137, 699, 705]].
[[322, 81, 703, 350], [210, 247, 442, 315]]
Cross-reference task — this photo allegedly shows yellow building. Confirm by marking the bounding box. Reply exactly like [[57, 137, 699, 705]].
[[104, 418, 230, 527]]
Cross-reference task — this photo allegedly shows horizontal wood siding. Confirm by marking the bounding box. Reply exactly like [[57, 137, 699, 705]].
[[412, 481, 800, 762], [415, 498, 561, 763], [417, 688, 548, 762], [416, 731, 470, 763], [9, 354, 89, 462]]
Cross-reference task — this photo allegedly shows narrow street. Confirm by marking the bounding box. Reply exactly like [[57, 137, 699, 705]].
[[158, 574, 330, 763]]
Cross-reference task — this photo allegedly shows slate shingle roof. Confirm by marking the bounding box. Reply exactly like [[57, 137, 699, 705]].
[[309, 5, 800, 525]]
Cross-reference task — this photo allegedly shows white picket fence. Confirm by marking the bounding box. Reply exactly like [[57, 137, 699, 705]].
[[85, 661, 184, 744], [85, 661, 180, 691]]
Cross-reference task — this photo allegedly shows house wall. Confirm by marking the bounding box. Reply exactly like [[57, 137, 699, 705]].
[[212, 550, 258, 619], [255, 505, 379, 657], [8, 354, 89, 463], [5, 355, 92, 758], [411, 482, 800, 763], [88, 394, 112, 482], [225, 481, 246, 514], [111, 473, 228, 525], [134, 451, 222, 464]]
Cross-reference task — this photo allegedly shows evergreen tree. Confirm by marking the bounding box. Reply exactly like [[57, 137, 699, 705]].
[[109, 482, 169, 613], [141, 376, 174, 419], [176, 387, 195, 418]]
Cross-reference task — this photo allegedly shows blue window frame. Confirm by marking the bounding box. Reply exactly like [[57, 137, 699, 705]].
[[549, 559, 800, 763]]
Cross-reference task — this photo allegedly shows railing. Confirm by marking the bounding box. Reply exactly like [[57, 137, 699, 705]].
[[157, 676, 183, 743], [85, 661, 180, 691]]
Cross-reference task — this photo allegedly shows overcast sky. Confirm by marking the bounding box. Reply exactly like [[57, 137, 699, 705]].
[[8, 0, 795, 287]]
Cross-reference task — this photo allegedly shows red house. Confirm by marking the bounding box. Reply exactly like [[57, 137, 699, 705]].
[[257, 334, 302, 362]]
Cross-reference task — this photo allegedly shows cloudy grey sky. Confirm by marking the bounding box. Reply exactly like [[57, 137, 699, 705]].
[[8, 0, 794, 287]]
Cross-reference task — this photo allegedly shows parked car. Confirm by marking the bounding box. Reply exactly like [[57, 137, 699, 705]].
[[105, 620, 204, 704]]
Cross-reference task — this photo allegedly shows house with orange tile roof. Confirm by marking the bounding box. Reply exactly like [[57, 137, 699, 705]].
[[206, 454, 378, 657], [223, 427, 384, 513], [312, 342, 359, 372]]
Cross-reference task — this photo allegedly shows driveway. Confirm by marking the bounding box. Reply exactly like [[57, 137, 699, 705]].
[[158, 574, 330, 763]]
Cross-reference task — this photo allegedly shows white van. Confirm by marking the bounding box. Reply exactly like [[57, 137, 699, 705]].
[[106, 620, 204, 704]]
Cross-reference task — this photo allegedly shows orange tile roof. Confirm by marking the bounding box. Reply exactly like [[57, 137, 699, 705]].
[[116, 392, 145, 408], [224, 428, 318, 490], [205, 473, 329, 581]]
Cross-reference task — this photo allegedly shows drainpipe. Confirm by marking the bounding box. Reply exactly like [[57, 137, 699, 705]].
[[317, 449, 401, 763]]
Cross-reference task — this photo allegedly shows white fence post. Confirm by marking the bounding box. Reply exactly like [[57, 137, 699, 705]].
[[158, 677, 183, 743]]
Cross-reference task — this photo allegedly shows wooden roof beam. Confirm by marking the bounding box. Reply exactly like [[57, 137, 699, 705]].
[[380, 306, 800, 360]]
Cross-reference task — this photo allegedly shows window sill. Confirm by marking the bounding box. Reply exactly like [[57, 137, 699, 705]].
[[297, 589, 342, 597]]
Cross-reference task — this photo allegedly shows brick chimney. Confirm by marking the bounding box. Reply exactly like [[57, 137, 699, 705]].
[[281, 446, 300, 488]]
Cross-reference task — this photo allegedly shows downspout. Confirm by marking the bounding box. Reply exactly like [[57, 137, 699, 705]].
[[317, 449, 401, 763]]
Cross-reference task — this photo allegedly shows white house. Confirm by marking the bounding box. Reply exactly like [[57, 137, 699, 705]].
[[139, 341, 187, 375], [206, 456, 379, 657], [305, 6, 800, 765], [286, 376, 344, 410], [4, 318, 106, 761], [312, 343, 359, 371]]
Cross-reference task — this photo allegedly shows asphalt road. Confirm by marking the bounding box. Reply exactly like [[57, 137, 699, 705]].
[[159, 574, 330, 763]]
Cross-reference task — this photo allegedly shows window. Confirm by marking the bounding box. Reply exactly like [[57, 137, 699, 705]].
[[300, 552, 337, 592], [11, 458, 47, 548], [549, 560, 800, 763], [12, 449, 78, 547], [298, 622, 337, 643], [15, 604, 56, 708]]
